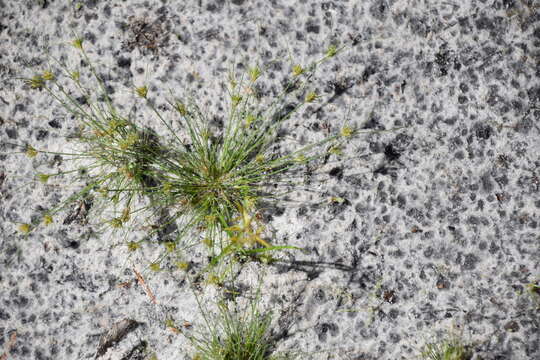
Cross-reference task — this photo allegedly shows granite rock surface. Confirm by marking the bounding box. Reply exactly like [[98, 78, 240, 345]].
[[0, 0, 539, 359]]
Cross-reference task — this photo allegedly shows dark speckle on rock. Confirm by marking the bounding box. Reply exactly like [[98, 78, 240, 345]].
[[306, 21, 320, 34], [474, 123, 492, 140], [329, 166, 343, 180], [481, 173, 494, 192], [384, 144, 401, 161], [48, 119, 61, 129], [369, 1, 388, 21], [462, 253, 479, 270], [117, 56, 131, 68], [504, 320, 519, 332], [5, 128, 17, 139], [315, 322, 339, 342], [527, 87, 540, 103], [35, 129, 48, 141]]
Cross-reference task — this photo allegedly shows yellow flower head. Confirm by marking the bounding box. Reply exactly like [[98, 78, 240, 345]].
[[18, 223, 31, 234], [255, 154, 265, 163], [37, 173, 50, 183], [249, 66, 261, 82], [176, 261, 189, 271], [245, 113, 256, 127], [127, 241, 140, 252], [43, 70, 55, 81], [43, 214, 53, 225], [135, 86, 148, 99], [150, 262, 161, 272], [329, 196, 345, 204], [162, 182, 173, 193], [305, 91, 318, 103], [175, 102, 188, 116], [71, 71, 80, 81], [25, 145, 38, 158], [340, 125, 354, 138], [326, 44, 338, 58], [72, 38, 84, 50], [292, 64, 304, 76], [202, 237, 213, 247], [165, 319, 176, 328], [110, 218, 123, 228], [329, 145, 343, 156], [231, 95, 242, 107], [295, 154, 307, 163], [225, 202, 270, 248], [165, 241, 176, 253], [119, 132, 138, 150], [27, 75, 45, 90]]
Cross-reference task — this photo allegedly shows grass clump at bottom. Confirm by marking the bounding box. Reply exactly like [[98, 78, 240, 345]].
[[189, 294, 293, 360], [421, 336, 472, 360]]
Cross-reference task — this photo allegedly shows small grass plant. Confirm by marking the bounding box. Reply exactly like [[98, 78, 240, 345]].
[[17, 38, 351, 271], [187, 288, 299, 360], [421, 335, 471, 360], [137, 45, 349, 268]]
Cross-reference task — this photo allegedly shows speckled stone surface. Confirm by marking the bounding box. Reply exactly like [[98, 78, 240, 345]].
[[1, 0, 539, 359]]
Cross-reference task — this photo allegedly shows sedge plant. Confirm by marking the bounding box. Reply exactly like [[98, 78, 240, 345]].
[[137, 45, 349, 268], [19, 38, 351, 270], [187, 288, 299, 360], [421, 335, 472, 360]]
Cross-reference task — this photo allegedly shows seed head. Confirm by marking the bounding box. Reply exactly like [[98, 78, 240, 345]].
[[292, 64, 304, 76], [25, 145, 38, 158], [127, 241, 140, 252], [43, 215, 53, 225], [231, 95, 242, 106], [305, 91, 318, 103], [37, 173, 50, 183], [328, 145, 343, 156], [255, 154, 265, 163], [176, 261, 189, 271], [326, 44, 338, 58], [340, 125, 354, 137], [18, 223, 31, 234], [72, 38, 84, 50], [42, 70, 54, 81], [27, 75, 45, 90], [121, 207, 131, 223], [249, 66, 261, 82], [245, 113, 256, 127], [295, 154, 307, 163], [135, 86, 148, 99], [165, 241, 176, 253], [110, 218, 123, 228], [229, 74, 238, 88], [175, 102, 188, 116]]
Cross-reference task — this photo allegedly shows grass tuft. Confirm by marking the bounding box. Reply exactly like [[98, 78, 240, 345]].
[[20, 38, 353, 268], [190, 298, 273, 360], [421, 336, 471, 360]]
